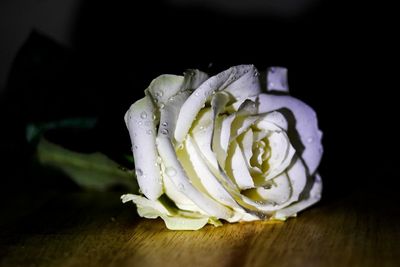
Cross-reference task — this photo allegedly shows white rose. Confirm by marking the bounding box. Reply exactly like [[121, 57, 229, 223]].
[[122, 65, 323, 230]]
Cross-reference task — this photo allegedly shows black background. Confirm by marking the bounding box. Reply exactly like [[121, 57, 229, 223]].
[[0, 0, 397, 202]]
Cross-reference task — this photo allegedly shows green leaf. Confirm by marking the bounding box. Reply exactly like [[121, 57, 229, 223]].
[[36, 138, 138, 192]]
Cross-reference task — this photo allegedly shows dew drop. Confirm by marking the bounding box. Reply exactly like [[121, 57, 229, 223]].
[[177, 144, 184, 150], [155, 91, 163, 98], [168, 96, 175, 101], [152, 114, 157, 120], [166, 167, 177, 177], [161, 128, 169, 135], [162, 122, 168, 127], [195, 91, 200, 96], [177, 183, 185, 191], [254, 71, 259, 77], [140, 111, 147, 119], [146, 129, 153, 135], [136, 169, 143, 177], [160, 103, 165, 109], [199, 125, 204, 131], [138, 121, 143, 126], [307, 137, 314, 143]]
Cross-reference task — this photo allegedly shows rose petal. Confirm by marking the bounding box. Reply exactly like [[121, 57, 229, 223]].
[[162, 165, 205, 214], [272, 173, 322, 220], [242, 173, 291, 205], [175, 65, 261, 143], [184, 135, 240, 208], [121, 194, 220, 230], [146, 74, 184, 105], [258, 94, 323, 175], [223, 65, 261, 100], [262, 130, 296, 181], [225, 141, 255, 190], [258, 111, 288, 131], [158, 90, 192, 141], [238, 129, 254, 170], [156, 135, 233, 219], [145, 70, 209, 107], [124, 96, 162, 200], [266, 67, 289, 93]]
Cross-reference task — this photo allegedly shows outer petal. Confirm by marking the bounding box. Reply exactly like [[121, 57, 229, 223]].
[[258, 94, 323, 175], [146, 74, 184, 105], [145, 70, 209, 108], [156, 135, 233, 220], [121, 194, 221, 230], [124, 96, 162, 200], [266, 67, 289, 93], [175, 65, 261, 143], [272, 173, 322, 220]]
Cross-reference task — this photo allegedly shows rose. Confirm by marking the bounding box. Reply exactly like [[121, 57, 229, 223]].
[[122, 65, 323, 230]]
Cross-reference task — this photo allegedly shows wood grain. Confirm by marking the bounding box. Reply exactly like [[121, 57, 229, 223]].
[[1, 189, 399, 267]]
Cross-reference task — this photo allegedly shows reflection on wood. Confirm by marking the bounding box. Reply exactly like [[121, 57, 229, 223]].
[[0, 191, 398, 267]]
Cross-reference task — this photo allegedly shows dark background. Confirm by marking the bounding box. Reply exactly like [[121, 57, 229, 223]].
[[0, 0, 397, 201]]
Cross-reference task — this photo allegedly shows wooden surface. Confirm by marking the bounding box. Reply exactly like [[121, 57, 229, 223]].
[[1, 188, 399, 267]]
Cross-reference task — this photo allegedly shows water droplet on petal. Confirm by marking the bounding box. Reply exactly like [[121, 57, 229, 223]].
[[160, 103, 165, 109], [195, 91, 200, 96], [254, 71, 259, 77], [177, 144, 184, 150], [166, 167, 177, 177], [138, 121, 143, 126], [136, 169, 143, 176], [162, 122, 168, 127], [152, 114, 157, 120], [146, 129, 153, 135], [161, 128, 169, 135], [140, 111, 147, 119], [134, 145, 138, 150], [199, 126, 204, 131], [177, 183, 185, 191], [307, 137, 314, 143]]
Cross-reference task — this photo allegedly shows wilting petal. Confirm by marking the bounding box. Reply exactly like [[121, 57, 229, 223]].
[[124, 96, 162, 200], [258, 94, 323, 175], [121, 194, 221, 230]]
